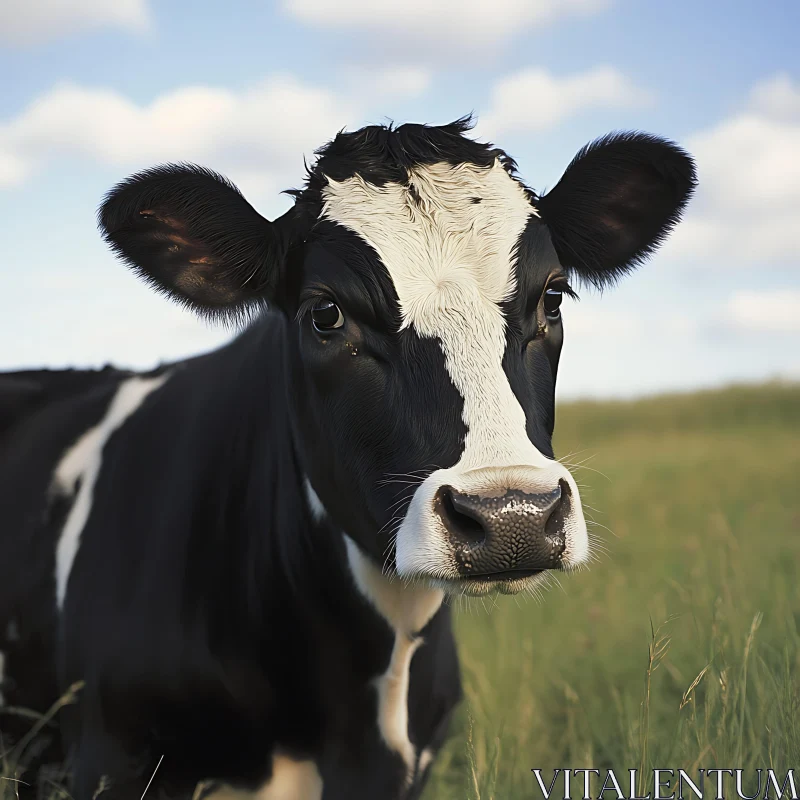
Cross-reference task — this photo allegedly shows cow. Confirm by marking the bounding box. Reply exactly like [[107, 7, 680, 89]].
[[0, 118, 695, 800]]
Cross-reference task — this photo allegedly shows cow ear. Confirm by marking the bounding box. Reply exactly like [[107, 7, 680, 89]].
[[536, 132, 696, 287], [99, 165, 300, 319]]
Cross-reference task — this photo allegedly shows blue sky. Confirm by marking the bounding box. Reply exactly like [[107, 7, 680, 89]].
[[1, 0, 798, 398]]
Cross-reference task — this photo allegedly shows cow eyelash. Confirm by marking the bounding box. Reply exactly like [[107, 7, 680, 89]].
[[296, 293, 336, 322], [545, 279, 579, 300]]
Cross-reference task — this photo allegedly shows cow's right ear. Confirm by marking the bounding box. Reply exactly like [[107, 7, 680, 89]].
[[99, 165, 300, 319]]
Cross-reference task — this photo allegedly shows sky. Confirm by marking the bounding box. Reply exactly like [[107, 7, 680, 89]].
[[0, 0, 798, 399]]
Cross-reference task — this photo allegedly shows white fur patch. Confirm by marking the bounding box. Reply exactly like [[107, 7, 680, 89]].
[[303, 477, 327, 522], [321, 161, 588, 587], [53, 375, 168, 609], [345, 536, 442, 783], [417, 747, 435, 776], [256, 755, 322, 800], [203, 754, 323, 800]]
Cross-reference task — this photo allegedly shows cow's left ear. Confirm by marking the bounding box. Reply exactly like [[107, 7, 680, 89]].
[[99, 165, 303, 319], [536, 132, 696, 287]]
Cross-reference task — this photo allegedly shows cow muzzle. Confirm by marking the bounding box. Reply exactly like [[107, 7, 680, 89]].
[[395, 464, 589, 594], [434, 481, 570, 578]]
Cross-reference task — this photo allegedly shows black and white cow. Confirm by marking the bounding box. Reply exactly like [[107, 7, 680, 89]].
[[0, 119, 695, 800]]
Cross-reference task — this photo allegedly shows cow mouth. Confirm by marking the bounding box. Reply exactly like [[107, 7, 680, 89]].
[[428, 565, 564, 596], [460, 568, 546, 582]]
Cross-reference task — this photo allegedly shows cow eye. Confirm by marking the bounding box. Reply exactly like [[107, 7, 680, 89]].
[[311, 300, 344, 332], [544, 289, 563, 319]]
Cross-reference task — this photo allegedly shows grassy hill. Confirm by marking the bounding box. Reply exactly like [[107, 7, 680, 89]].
[[427, 382, 800, 799]]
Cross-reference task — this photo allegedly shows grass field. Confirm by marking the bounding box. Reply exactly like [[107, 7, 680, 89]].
[[426, 382, 800, 799], [2, 382, 798, 799]]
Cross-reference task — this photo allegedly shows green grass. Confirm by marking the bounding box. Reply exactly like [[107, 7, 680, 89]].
[[426, 381, 800, 799]]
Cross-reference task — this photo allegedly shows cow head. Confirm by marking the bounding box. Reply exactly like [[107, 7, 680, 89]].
[[100, 119, 695, 596]]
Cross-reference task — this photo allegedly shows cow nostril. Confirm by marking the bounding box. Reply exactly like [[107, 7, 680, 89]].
[[437, 486, 486, 544], [544, 479, 571, 538]]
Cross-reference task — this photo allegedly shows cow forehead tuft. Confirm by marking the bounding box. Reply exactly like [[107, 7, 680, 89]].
[[320, 160, 536, 332], [293, 117, 523, 194]]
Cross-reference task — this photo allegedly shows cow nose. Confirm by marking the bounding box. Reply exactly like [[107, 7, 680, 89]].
[[433, 481, 570, 577]]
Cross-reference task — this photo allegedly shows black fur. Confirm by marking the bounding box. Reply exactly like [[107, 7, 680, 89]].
[[536, 131, 697, 287], [0, 373, 129, 773], [290, 115, 519, 200], [0, 367, 126, 444], [98, 166, 300, 322], [0, 328, 461, 800]]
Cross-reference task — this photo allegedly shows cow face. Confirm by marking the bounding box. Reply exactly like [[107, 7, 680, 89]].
[[100, 120, 695, 596]]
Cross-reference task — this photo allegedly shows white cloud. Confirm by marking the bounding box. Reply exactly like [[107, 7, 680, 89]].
[[749, 73, 800, 121], [665, 74, 800, 266], [0, 66, 437, 196], [725, 290, 800, 334], [284, 0, 610, 50], [0, 0, 150, 46], [0, 75, 358, 197], [477, 66, 652, 136], [0, 149, 27, 186], [342, 66, 432, 100]]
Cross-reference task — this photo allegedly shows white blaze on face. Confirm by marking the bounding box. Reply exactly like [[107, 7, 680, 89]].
[[321, 160, 589, 585]]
